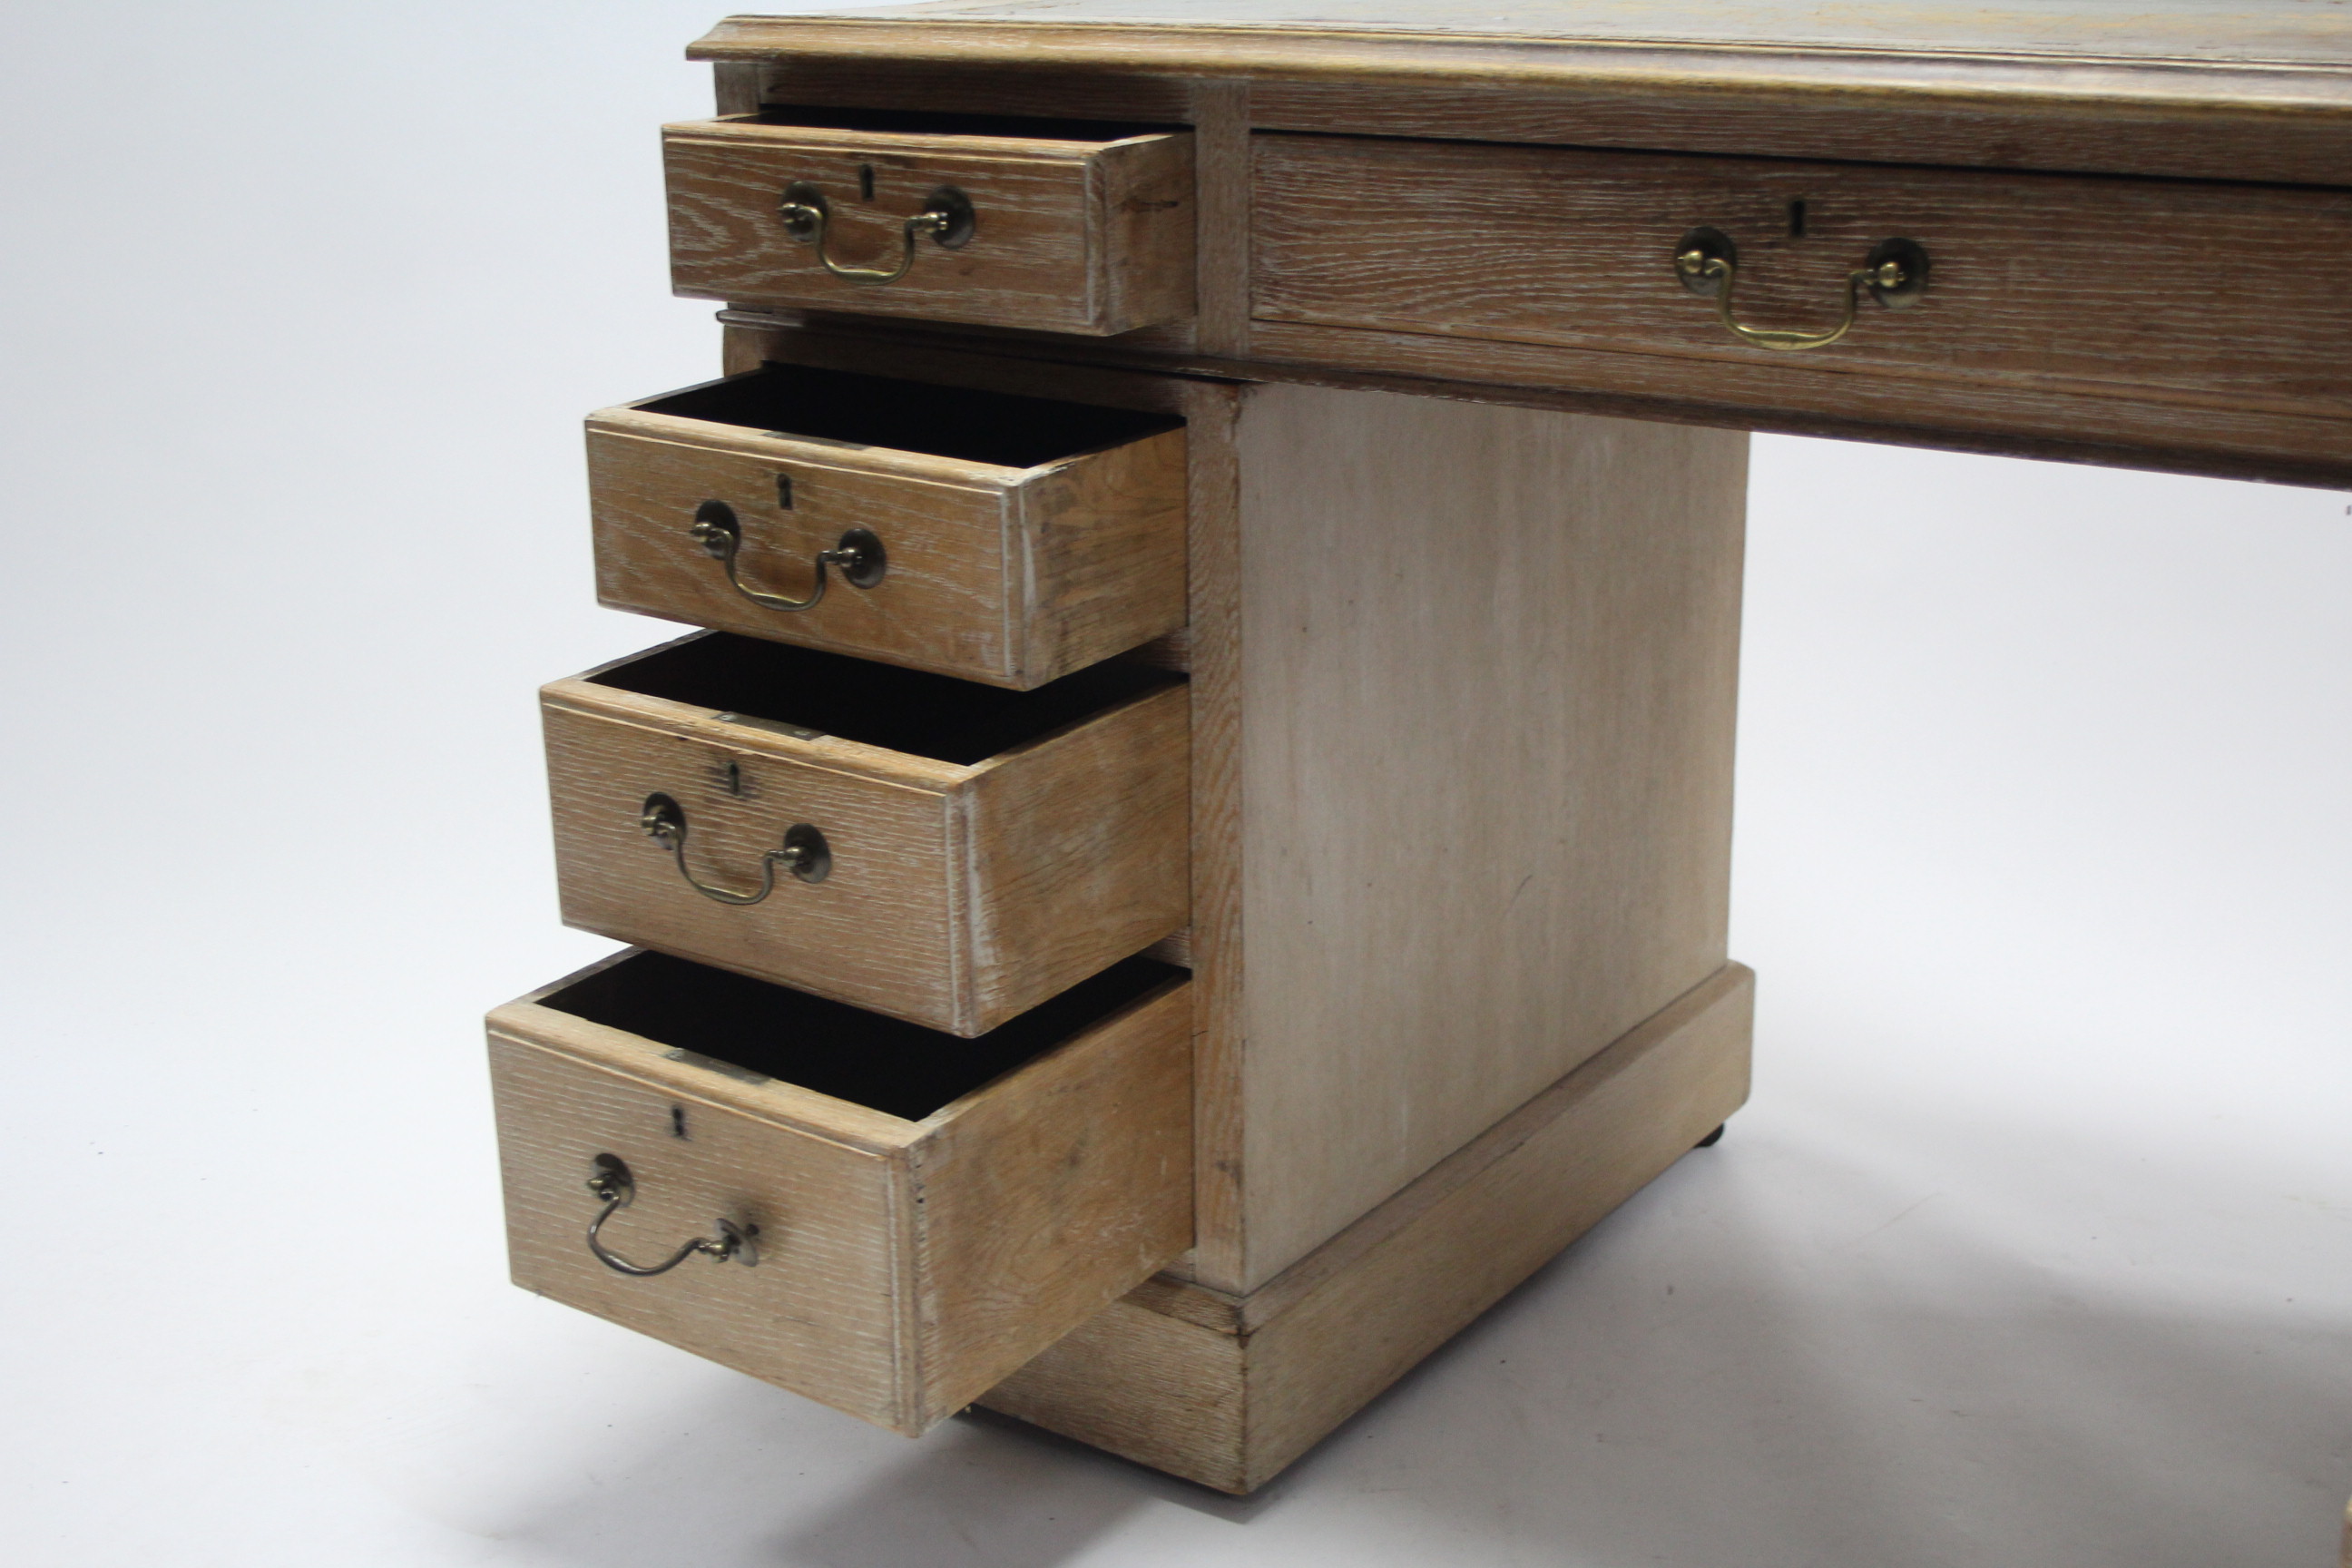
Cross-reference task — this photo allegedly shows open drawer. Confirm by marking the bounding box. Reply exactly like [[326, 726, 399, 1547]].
[[589, 363, 1188, 691], [489, 948, 1192, 1436], [665, 107, 1196, 335], [544, 632, 1189, 1037]]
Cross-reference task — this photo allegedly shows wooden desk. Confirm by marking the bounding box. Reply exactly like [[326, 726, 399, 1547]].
[[493, 0, 2352, 1508]]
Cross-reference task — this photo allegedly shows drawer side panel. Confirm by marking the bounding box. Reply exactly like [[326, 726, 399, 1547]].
[[959, 682, 1191, 1032], [909, 980, 1196, 1427], [1014, 427, 1191, 686]]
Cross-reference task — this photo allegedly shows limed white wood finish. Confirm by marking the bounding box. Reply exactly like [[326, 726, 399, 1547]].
[[491, 954, 1193, 1436], [1225, 384, 1746, 1288]]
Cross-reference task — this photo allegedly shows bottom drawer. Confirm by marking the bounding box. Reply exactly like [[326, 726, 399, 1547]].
[[488, 948, 1191, 1436]]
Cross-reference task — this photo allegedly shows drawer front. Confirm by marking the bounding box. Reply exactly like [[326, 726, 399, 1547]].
[[543, 670, 1190, 1037], [489, 958, 1193, 1436], [666, 118, 1195, 336], [1254, 136, 2352, 417], [587, 411, 1188, 691], [544, 695, 963, 1029]]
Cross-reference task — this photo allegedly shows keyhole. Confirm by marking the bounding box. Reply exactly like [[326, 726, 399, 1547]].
[[671, 1105, 689, 1139], [1788, 200, 1808, 239], [775, 472, 794, 510], [858, 163, 875, 201], [721, 760, 745, 797]]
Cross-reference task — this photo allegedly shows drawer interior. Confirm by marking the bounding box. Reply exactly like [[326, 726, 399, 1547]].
[[746, 104, 1180, 143], [639, 365, 1181, 468], [540, 948, 1181, 1121], [589, 632, 1180, 765]]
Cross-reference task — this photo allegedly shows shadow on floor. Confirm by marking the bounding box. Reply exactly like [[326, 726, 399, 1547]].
[[481, 1119, 2352, 1568]]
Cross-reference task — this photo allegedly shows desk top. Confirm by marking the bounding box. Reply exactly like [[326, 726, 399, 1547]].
[[696, 2, 2352, 111], [703, 1, 2350, 64]]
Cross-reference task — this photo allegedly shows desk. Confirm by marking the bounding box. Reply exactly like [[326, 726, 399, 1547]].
[[495, 0, 2352, 1512]]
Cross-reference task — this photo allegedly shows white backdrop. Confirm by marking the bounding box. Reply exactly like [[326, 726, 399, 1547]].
[[4, 4, 2347, 1564]]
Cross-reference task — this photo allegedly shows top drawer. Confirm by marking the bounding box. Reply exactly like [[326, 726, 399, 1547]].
[[1254, 136, 2352, 421], [666, 108, 1196, 336]]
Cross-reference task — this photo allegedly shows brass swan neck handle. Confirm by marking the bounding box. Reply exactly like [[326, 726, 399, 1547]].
[[640, 792, 831, 906], [1674, 228, 1930, 352], [776, 180, 975, 285], [690, 500, 886, 614], [583, 1154, 759, 1277]]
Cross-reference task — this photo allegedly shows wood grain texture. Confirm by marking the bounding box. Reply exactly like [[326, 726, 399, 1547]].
[[913, 979, 1195, 1419], [542, 647, 1188, 1035], [544, 684, 963, 1026], [711, 60, 766, 116], [1244, 76, 2352, 188], [1009, 425, 1190, 685], [698, 2, 2352, 65], [589, 391, 1186, 690], [981, 960, 1755, 1490], [1239, 960, 1749, 1484], [722, 40, 2352, 187], [979, 1298, 1250, 1488], [1094, 129, 1199, 334], [1188, 77, 1252, 357], [958, 681, 1191, 1018], [666, 115, 1194, 335], [718, 303, 2352, 492], [1240, 318, 2352, 486], [1229, 382, 1746, 1287], [689, 6, 2352, 190], [717, 320, 1257, 1286], [1255, 136, 2352, 422], [491, 956, 1192, 1436]]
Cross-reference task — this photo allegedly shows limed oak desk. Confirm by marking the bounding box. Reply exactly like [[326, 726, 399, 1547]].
[[489, 0, 2352, 1513]]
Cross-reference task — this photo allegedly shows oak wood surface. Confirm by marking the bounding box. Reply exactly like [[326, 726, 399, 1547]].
[[715, 32, 2352, 189], [1241, 319, 2352, 487], [1254, 135, 2352, 424], [702, 1, 2352, 64], [1187, 77, 1252, 358], [491, 953, 1192, 1436], [1241, 76, 2352, 189], [543, 639, 1188, 1036], [981, 960, 1754, 1490], [1226, 382, 1746, 1287], [589, 387, 1187, 689], [721, 319, 1258, 1286], [666, 115, 1194, 335], [691, 5, 2352, 190], [720, 306, 2352, 492]]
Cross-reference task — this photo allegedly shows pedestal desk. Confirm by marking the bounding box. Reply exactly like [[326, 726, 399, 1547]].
[[487, 0, 2352, 1514]]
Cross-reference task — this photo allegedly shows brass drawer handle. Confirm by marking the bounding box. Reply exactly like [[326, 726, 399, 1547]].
[[584, 1153, 758, 1276], [691, 500, 887, 613], [776, 180, 975, 285], [640, 791, 831, 905], [1674, 228, 1930, 352]]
